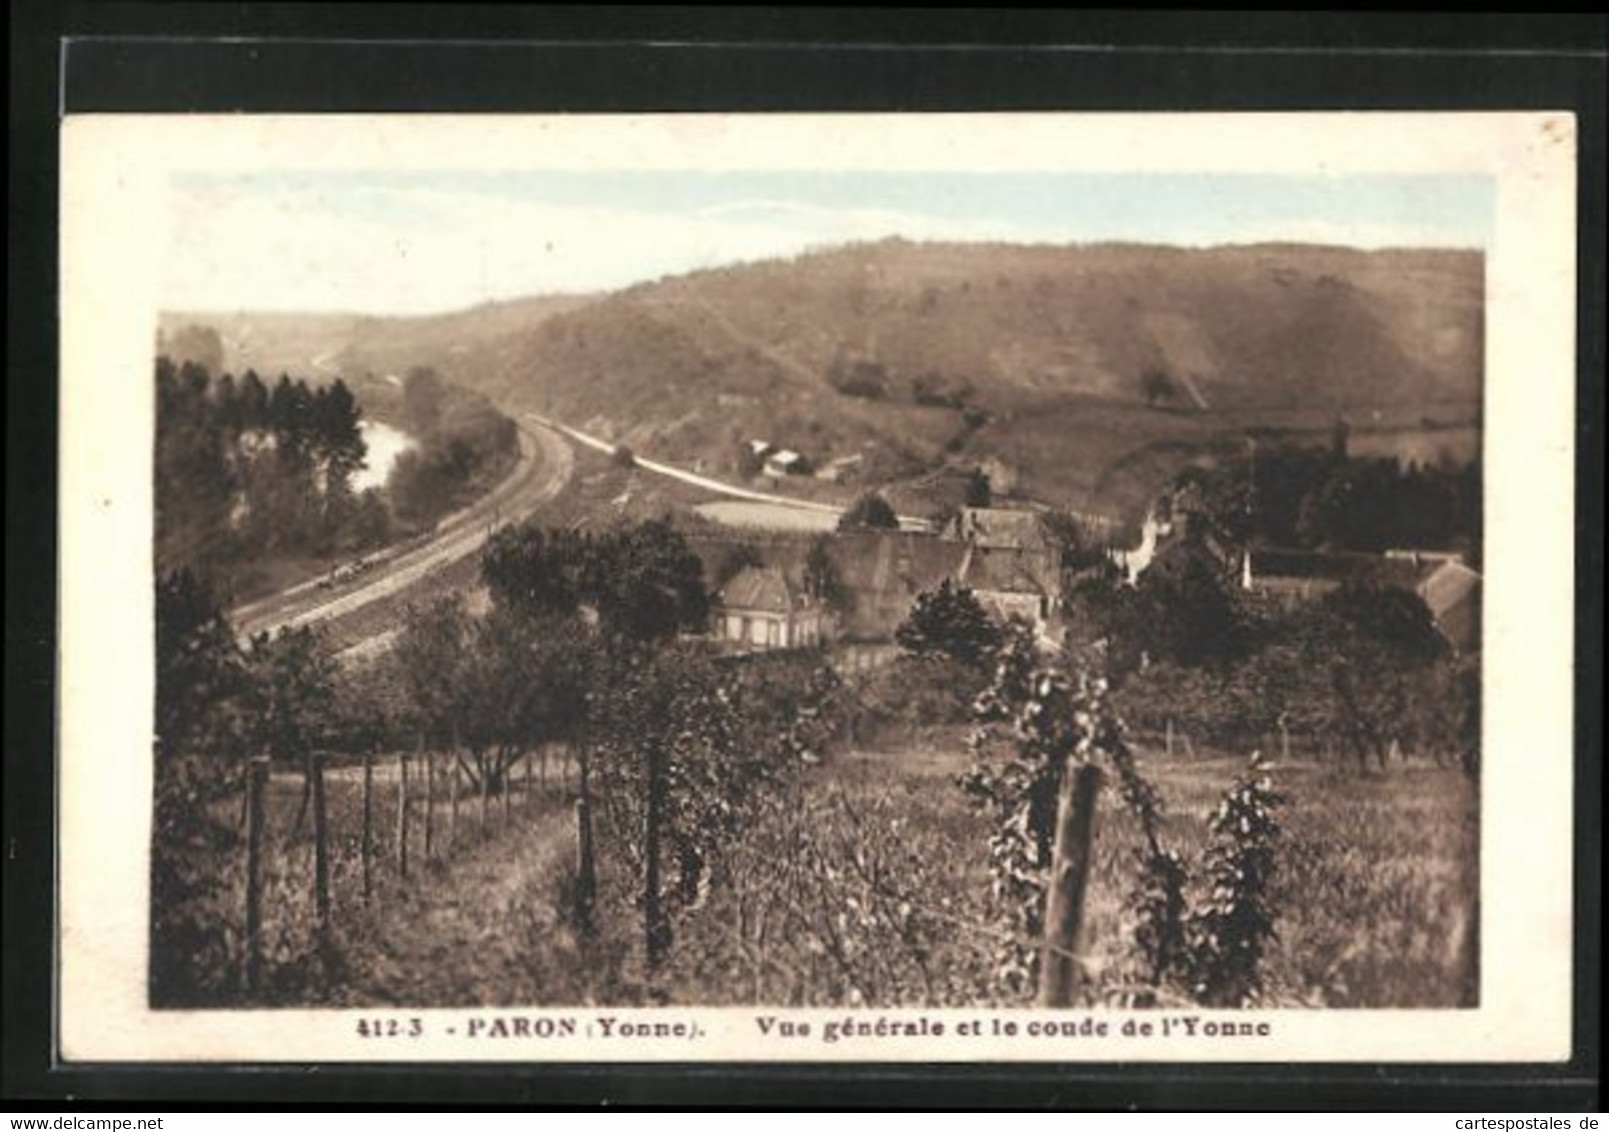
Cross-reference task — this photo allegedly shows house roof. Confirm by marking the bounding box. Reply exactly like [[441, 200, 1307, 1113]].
[[833, 531, 967, 638], [718, 566, 804, 614], [1248, 549, 1430, 589], [955, 506, 1047, 551], [961, 547, 1045, 596], [1418, 559, 1481, 621]]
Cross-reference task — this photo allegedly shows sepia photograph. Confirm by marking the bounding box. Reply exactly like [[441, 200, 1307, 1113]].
[[56, 112, 1577, 1063]]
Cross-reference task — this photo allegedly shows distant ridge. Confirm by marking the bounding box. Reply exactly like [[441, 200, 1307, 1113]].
[[161, 239, 1482, 521]]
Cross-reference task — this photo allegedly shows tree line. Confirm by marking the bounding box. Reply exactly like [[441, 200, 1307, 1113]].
[[1060, 536, 1478, 772], [1183, 439, 1481, 560], [156, 358, 377, 584], [155, 359, 522, 602], [386, 367, 520, 529]]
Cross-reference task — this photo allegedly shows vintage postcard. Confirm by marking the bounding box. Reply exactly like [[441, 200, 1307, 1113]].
[[58, 112, 1576, 1063]]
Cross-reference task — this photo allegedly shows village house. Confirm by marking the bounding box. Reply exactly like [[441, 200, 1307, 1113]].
[[957, 545, 1049, 627], [712, 565, 829, 652], [944, 506, 1064, 635]]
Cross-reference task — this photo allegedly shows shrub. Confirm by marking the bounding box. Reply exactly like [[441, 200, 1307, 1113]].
[[838, 492, 898, 531]]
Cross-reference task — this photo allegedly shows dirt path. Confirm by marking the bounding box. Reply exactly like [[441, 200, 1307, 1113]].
[[524, 411, 937, 532], [327, 797, 580, 1007]]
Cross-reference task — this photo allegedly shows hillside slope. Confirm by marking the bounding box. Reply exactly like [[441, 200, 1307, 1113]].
[[165, 240, 1483, 520]]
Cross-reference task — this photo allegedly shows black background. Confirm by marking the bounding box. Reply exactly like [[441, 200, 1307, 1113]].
[[6, 5, 1604, 1111]]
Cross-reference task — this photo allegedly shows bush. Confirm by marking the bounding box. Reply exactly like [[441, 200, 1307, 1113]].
[[838, 492, 898, 531], [895, 579, 1001, 670]]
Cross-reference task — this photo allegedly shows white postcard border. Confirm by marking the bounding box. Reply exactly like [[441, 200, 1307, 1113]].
[[58, 112, 1578, 1063]]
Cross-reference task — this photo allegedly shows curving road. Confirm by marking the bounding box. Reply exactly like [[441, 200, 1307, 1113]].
[[232, 423, 575, 641], [522, 411, 936, 532]]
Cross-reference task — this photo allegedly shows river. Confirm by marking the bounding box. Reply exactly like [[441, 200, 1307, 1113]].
[[353, 419, 417, 492]]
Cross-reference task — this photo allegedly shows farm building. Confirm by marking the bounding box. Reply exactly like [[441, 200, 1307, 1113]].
[[763, 449, 810, 478], [713, 565, 829, 652]]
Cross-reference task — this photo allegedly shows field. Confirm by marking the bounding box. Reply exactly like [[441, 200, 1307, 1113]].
[[693, 500, 841, 532], [158, 733, 1477, 1010]]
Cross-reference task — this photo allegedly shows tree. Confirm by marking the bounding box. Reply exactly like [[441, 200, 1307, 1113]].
[[350, 488, 393, 550], [311, 377, 367, 495], [802, 536, 846, 611], [1135, 540, 1250, 668], [895, 579, 1002, 670], [714, 543, 763, 588], [401, 366, 446, 436], [154, 569, 249, 760], [458, 607, 590, 793], [481, 524, 588, 619], [838, 491, 899, 531], [586, 519, 709, 646], [611, 444, 637, 469], [964, 467, 993, 508], [243, 626, 339, 764], [1322, 580, 1446, 664], [1141, 368, 1177, 408], [392, 595, 473, 748]]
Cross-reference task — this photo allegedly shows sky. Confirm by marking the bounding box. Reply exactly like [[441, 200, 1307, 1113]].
[[162, 170, 1494, 315]]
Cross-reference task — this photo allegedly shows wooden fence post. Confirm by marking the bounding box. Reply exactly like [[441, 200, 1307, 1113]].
[[1037, 762, 1103, 1008], [311, 752, 331, 950], [643, 738, 669, 970], [361, 748, 374, 901], [448, 757, 459, 849], [502, 761, 512, 825], [422, 741, 434, 863], [243, 757, 269, 995], [396, 752, 411, 878], [574, 793, 596, 937], [479, 763, 490, 836]]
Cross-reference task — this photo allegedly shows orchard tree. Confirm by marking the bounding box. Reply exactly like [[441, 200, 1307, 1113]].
[[457, 607, 591, 793], [392, 595, 473, 749], [481, 524, 589, 619], [586, 519, 709, 647]]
